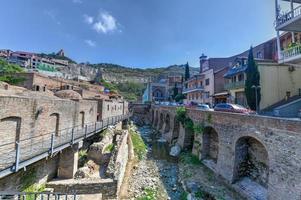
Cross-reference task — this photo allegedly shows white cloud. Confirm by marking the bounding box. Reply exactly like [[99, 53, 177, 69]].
[[92, 12, 118, 34], [83, 14, 94, 25], [85, 39, 96, 47], [73, 0, 82, 4], [44, 10, 61, 25]]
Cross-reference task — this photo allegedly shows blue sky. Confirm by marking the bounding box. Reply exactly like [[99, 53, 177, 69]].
[[0, 0, 277, 68]]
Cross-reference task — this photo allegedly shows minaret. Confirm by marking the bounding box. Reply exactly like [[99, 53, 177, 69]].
[[199, 53, 208, 73]]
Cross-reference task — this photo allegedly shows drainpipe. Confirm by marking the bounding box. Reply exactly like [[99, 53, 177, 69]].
[[275, 0, 282, 61], [291, 0, 295, 43]]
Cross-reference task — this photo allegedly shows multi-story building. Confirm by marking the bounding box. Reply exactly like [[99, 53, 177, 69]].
[[275, 0, 301, 63], [143, 74, 184, 103], [0, 49, 12, 59]]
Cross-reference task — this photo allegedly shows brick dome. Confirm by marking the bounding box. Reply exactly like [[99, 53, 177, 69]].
[[55, 90, 82, 100]]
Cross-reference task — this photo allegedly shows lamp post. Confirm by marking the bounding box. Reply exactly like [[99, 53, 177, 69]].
[[252, 85, 261, 113]]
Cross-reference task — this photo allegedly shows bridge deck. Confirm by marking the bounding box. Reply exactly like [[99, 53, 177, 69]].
[[0, 115, 128, 179]]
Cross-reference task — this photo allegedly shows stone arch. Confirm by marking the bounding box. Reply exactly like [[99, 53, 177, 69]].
[[79, 111, 85, 128], [202, 127, 219, 163], [172, 118, 180, 140], [0, 116, 21, 149], [50, 113, 60, 136], [164, 114, 171, 133], [233, 136, 269, 188], [151, 110, 154, 123], [159, 113, 164, 130], [154, 110, 159, 127]]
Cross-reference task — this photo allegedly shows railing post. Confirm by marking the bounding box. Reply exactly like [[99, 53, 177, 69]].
[[71, 128, 74, 145], [50, 133, 54, 155], [85, 125, 88, 138], [14, 142, 20, 172]]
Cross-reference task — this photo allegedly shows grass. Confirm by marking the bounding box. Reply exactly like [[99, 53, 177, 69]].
[[180, 191, 188, 200], [20, 168, 46, 200], [78, 149, 88, 167], [179, 152, 202, 165], [104, 143, 115, 153], [130, 129, 147, 160], [136, 188, 157, 200]]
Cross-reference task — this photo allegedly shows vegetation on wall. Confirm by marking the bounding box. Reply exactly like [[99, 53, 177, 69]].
[[193, 123, 205, 135], [130, 128, 147, 160], [175, 107, 194, 131], [0, 59, 26, 85], [245, 47, 261, 110]]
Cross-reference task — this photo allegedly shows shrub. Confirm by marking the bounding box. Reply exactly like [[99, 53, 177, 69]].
[[130, 129, 147, 160], [137, 188, 157, 200], [179, 152, 202, 165], [104, 144, 115, 153], [194, 123, 205, 135]]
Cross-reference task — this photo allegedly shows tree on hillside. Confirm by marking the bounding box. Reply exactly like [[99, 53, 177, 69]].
[[0, 59, 26, 85], [184, 62, 190, 81], [245, 46, 261, 110]]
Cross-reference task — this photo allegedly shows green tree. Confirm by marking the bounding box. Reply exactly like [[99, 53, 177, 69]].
[[245, 46, 261, 110], [0, 59, 26, 85], [172, 82, 178, 100], [184, 62, 190, 81]]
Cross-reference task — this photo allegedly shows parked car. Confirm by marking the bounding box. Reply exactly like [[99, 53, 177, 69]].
[[196, 104, 213, 111], [214, 103, 255, 114]]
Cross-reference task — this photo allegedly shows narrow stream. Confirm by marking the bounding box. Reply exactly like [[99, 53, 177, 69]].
[[126, 124, 184, 200]]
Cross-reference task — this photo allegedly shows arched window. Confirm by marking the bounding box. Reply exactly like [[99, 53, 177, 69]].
[[50, 113, 60, 136], [0, 116, 21, 149]]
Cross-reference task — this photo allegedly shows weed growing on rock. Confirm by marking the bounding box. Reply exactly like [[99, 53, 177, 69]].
[[179, 152, 202, 165], [78, 149, 88, 167], [130, 129, 147, 160], [180, 191, 188, 200], [104, 143, 115, 153], [136, 188, 157, 200]]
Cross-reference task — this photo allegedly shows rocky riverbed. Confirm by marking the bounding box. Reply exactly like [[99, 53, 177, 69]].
[[125, 124, 243, 200], [126, 125, 184, 200]]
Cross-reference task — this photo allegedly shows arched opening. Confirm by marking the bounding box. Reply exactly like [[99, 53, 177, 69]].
[[170, 118, 180, 145], [153, 88, 164, 101], [164, 114, 170, 133], [0, 116, 21, 149], [79, 111, 85, 128], [154, 110, 159, 127], [233, 137, 269, 189], [159, 113, 164, 130], [50, 113, 60, 136], [202, 127, 219, 163], [151, 110, 154, 123]]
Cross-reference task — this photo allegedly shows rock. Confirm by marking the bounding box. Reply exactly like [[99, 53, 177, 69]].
[[169, 144, 181, 157], [74, 166, 91, 179], [185, 181, 201, 193]]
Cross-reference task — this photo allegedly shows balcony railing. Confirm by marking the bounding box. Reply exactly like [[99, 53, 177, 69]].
[[276, 5, 301, 29], [280, 44, 301, 62], [224, 81, 245, 90], [0, 114, 129, 179], [182, 86, 204, 94]]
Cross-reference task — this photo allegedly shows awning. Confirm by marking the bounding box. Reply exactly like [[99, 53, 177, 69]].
[[212, 92, 230, 97]]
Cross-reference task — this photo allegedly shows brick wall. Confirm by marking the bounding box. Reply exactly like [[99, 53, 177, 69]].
[[151, 105, 301, 200]]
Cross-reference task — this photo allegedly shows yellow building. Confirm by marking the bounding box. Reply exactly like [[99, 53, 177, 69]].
[[224, 57, 301, 110]]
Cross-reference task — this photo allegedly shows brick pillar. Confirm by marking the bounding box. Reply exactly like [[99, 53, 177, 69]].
[[122, 119, 128, 130], [57, 142, 81, 179]]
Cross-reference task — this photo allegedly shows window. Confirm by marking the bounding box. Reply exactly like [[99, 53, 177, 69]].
[[238, 74, 244, 81], [256, 51, 262, 59], [107, 105, 110, 111], [205, 78, 210, 86]]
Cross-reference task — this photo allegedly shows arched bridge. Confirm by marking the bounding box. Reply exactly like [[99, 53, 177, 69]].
[[150, 105, 301, 200]]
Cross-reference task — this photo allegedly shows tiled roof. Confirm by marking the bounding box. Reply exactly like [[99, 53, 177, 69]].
[[223, 64, 247, 78]]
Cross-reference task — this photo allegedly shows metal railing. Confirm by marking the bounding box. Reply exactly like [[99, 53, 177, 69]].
[[276, 5, 301, 28], [281, 44, 301, 61], [0, 114, 128, 178], [182, 86, 204, 94], [0, 192, 77, 200], [224, 81, 245, 90]]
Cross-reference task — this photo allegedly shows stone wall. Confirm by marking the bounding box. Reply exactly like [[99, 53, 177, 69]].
[[0, 153, 59, 192], [150, 105, 301, 200], [98, 99, 127, 120]]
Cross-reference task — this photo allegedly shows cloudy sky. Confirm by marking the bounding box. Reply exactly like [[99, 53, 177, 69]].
[[0, 0, 279, 67]]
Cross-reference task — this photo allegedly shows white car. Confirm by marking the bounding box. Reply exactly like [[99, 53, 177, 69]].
[[196, 104, 213, 111]]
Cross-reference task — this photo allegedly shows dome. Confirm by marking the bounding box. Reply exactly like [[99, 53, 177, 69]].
[[55, 90, 82, 100]]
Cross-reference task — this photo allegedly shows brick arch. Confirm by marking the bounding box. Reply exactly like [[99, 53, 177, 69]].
[[233, 136, 269, 189], [0, 116, 22, 149], [49, 113, 60, 136], [164, 113, 171, 133], [201, 126, 219, 164], [154, 110, 159, 127], [159, 112, 164, 130]]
